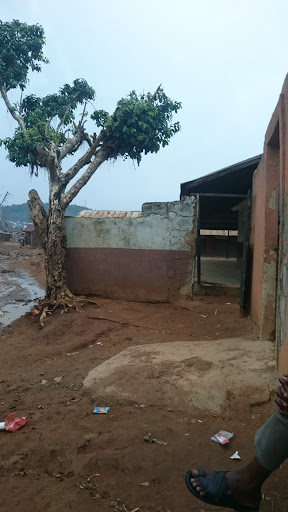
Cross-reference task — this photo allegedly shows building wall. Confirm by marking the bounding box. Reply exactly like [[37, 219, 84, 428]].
[[250, 158, 268, 333], [251, 124, 279, 339], [263, 144, 279, 339], [251, 150, 279, 339], [0, 232, 11, 242], [250, 76, 288, 367], [65, 197, 196, 302], [24, 229, 42, 247], [276, 90, 288, 369]]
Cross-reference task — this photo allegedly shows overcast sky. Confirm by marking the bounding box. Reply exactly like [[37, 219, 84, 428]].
[[0, 0, 287, 210]]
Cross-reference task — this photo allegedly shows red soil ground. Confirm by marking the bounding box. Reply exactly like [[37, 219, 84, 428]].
[[0, 244, 287, 512]]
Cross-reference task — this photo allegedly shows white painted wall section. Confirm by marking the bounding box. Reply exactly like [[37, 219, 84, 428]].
[[65, 197, 196, 251]]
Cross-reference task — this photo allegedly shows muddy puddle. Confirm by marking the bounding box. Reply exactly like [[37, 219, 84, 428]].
[[0, 267, 44, 327]]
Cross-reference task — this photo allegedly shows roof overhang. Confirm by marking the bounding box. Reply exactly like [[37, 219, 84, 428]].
[[180, 154, 262, 197], [180, 155, 261, 230]]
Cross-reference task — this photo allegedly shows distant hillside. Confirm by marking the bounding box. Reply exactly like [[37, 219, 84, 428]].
[[2, 203, 90, 226]]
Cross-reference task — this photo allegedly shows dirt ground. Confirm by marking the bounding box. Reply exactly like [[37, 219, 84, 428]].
[[0, 244, 287, 512]]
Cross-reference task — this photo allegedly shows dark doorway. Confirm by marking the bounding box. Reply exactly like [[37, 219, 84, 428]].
[[193, 193, 252, 306], [180, 155, 261, 306]]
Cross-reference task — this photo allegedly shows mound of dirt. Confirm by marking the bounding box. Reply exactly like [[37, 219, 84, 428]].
[[84, 339, 277, 413]]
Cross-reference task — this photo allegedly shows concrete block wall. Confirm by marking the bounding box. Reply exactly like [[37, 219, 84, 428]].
[[65, 197, 196, 302]]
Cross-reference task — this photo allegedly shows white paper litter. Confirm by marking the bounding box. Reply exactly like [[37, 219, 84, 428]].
[[230, 450, 241, 460]]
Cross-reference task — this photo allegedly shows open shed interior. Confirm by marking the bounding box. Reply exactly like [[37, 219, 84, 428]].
[[180, 155, 261, 303]]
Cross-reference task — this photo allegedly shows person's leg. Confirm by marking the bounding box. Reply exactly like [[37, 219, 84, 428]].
[[254, 411, 288, 471], [189, 458, 269, 509], [187, 405, 288, 510]]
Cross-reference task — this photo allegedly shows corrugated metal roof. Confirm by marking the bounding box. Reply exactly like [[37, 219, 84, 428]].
[[76, 210, 142, 219], [181, 154, 262, 196]]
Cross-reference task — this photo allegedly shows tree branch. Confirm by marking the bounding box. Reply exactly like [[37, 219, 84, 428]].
[[83, 132, 92, 147], [19, 91, 23, 116], [0, 85, 26, 131], [58, 129, 84, 162], [56, 91, 81, 133], [56, 102, 72, 132], [46, 115, 54, 129], [62, 146, 108, 208], [61, 130, 104, 186], [36, 143, 62, 181], [79, 101, 87, 128]]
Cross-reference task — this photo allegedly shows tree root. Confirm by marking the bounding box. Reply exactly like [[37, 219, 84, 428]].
[[30, 293, 99, 327]]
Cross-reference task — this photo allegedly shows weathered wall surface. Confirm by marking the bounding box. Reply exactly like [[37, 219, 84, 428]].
[[276, 90, 288, 368], [250, 147, 279, 339], [65, 197, 196, 302], [250, 159, 266, 329], [250, 75, 288, 368]]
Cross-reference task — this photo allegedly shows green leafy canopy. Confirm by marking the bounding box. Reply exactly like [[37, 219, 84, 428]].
[[92, 88, 181, 164], [1, 79, 95, 169], [0, 19, 181, 171], [0, 19, 48, 91]]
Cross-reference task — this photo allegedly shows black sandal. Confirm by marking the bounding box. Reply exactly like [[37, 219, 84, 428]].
[[185, 470, 259, 512]]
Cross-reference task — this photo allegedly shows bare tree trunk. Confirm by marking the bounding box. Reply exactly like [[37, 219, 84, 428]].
[[27, 149, 108, 312], [45, 188, 68, 301], [28, 186, 70, 302], [28, 189, 48, 252]]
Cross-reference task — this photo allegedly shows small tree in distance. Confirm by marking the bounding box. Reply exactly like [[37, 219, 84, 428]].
[[0, 20, 181, 320]]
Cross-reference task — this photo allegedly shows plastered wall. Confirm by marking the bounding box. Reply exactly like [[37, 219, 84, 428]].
[[65, 197, 196, 302], [250, 75, 288, 369], [250, 148, 279, 339]]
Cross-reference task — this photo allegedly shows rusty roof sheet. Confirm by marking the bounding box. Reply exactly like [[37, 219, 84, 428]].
[[76, 210, 142, 219], [23, 223, 35, 232]]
